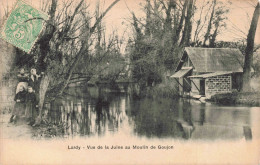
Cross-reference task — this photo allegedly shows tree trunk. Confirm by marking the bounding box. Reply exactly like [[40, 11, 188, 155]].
[[209, 22, 219, 48], [145, 0, 152, 36], [164, 0, 175, 32], [58, 42, 88, 95], [242, 2, 260, 91], [203, 0, 216, 47], [174, 0, 188, 42], [35, 74, 51, 124], [35, 0, 57, 123], [180, 0, 194, 46]]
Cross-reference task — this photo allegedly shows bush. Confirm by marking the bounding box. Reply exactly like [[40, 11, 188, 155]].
[[211, 92, 260, 106], [145, 79, 179, 98]]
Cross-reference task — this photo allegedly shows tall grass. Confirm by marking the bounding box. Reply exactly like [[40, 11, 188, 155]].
[[145, 79, 179, 98]]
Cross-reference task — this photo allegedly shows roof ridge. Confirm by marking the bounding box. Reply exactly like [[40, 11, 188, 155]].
[[185, 47, 239, 50]]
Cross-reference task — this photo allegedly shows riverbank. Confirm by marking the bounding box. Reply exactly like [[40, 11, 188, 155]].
[[142, 80, 260, 106], [0, 112, 33, 139], [0, 110, 64, 139], [130, 80, 179, 99], [209, 92, 260, 106]]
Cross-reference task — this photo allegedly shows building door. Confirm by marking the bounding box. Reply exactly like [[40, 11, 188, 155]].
[[200, 80, 205, 95]]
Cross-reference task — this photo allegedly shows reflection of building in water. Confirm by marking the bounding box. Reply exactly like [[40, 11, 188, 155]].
[[189, 101, 252, 140], [176, 99, 194, 139]]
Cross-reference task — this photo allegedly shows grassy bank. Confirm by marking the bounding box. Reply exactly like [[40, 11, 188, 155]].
[[144, 80, 179, 99], [210, 92, 260, 106], [32, 122, 66, 139]]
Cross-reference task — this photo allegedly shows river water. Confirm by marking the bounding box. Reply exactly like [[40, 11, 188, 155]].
[[42, 86, 260, 140]]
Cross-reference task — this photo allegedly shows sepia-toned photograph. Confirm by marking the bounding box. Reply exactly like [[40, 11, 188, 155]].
[[0, 0, 260, 164]]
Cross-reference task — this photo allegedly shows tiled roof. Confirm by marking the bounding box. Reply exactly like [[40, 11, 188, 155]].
[[184, 47, 244, 72]]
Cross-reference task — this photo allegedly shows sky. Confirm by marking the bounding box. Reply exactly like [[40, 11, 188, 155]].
[[0, 0, 260, 45], [105, 0, 260, 44]]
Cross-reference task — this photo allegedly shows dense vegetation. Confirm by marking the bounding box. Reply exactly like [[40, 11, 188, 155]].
[[0, 0, 259, 118]]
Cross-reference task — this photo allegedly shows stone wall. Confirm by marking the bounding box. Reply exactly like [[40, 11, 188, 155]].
[[0, 39, 16, 79], [0, 16, 17, 111], [205, 75, 231, 98], [0, 76, 17, 112]]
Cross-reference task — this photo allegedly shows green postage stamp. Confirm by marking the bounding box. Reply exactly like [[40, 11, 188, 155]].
[[0, 0, 48, 53]]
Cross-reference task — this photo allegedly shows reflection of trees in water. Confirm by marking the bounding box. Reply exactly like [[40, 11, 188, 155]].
[[128, 98, 197, 139], [129, 98, 184, 138], [42, 88, 252, 140], [45, 87, 129, 137], [43, 88, 202, 139]]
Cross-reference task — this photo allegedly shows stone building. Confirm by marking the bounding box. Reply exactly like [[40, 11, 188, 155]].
[[171, 47, 244, 99]]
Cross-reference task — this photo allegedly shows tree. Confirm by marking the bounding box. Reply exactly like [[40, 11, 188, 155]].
[[56, 0, 120, 96], [22, 0, 121, 122], [191, 0, 229, 47], [202, 0, 216, 46], [128, 0, 192, 92], [126, 0, 232, 95], [242, 2, 260, 91], [180, 0, 195, 46]]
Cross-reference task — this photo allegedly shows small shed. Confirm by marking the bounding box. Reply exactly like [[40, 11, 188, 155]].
[[171, 47, 244, 98]]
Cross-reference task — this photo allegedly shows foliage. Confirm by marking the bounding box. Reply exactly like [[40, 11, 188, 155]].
[[127, 0, 230, 93], [210, 91, 260, 106], [145, 79, 179, 98], [11, 0, 122, 118], [193, 0, 230, 47]]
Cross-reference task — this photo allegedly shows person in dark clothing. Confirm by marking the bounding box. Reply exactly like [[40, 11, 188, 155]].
[[16, 68, 29, 94], [25, 86, 38, 125], [28, 68, 41, 105], [28, 68, 39, 91], [10, 86, 27, 123], [17, 68, 29, 82]]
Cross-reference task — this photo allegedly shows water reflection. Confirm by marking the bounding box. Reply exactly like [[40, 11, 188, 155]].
[[43, 86, 254, 140]]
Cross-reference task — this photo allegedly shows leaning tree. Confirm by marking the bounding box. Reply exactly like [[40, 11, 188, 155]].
[[29, 0, 120, 121]]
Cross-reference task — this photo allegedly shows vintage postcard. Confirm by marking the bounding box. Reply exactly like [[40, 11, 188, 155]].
[[0, 0, 260, 164]]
